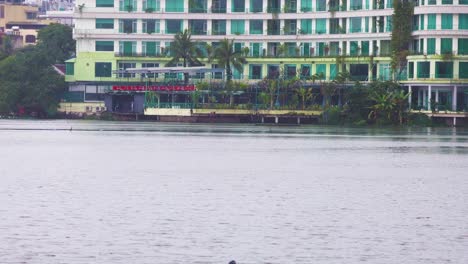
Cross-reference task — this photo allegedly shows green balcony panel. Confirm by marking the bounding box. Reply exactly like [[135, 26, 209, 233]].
[[435, 62, 453, 78], [96, 0, 114, 7], [316, 19, 326, 34], [300, 19, 312, 34], [361, 41, 369, 56], [459, 39, 468, 55], [460, 62, 468, 78], [427, 38, 435, 55], [417, 61, 430, 78], [441, 14, 453, 30], [232, 0, 245, 12], [231, 20, 245, 34], [250, 20, 263, 34], [459, 14, 468, 30], [250, 0, 263, 12], [301, 0, 312, 11], [166, 0, 184, 12], [441, 38, 452, 54], [119, 0, 136, 11], [143, 0, 160, 11], [427, 14, 436, 29]]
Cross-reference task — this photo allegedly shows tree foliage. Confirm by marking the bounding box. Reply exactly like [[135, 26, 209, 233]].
[[209, 38, 247, 82], [391, 0, 414, 78], [36, 23, 75, 64], [166, 30, 204, 83]]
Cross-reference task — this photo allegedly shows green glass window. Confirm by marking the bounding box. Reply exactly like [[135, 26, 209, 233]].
[[250, 0, 263, 12], [330, 42, 339, 55], [166, 19, 183, 33], [119, 0, 136, 11], [435, 62, 453, 78], [316, 19, 326, 34], [96, 19, 114, 29], [249, 42, 263, 57], [95, 62, 112, 77], [232, 0, 245, 12], [143, 41, 160, 56], [212, 20, 226, 35], [143, 19, 160, 33], [441, 14, 453, 29], [460, 0, 468, 4], [350, 0, 362, 10], [365, 0, 370, 8], [361, 41, 369, 55], [301, 19, 312, 34], [285, 43, 297, 56], [386, 0, 392, 8], [250, 20, 263, 34], [419, 40, 424, 54], [417, 62, 430, 78], [301, 0, 312, 11], [427, 38, 435, 54], [316, 64, 326, 79], [459, 62, 468, 78], [231, 20, 245, 34], [365, 17, 369, 32], [386, 16, 392, 32], [95, 41, 114, 51], [428, 0, 436, 4], [189, 20, 207, 35], [119, 19, 137, 33], [189, 0, 207, 13], [459, 14, 468, 30], [301, 43, 311, 56], [350, 41, 359, 55], [143, 0, 160, 11], [233, 42, 244, 53], [441, 38, 452, 54], [349, 17, 362, 33], [233, 66, 243, 79], [301, 64, 311, 78], [316, 0, 326, 11], [119, 41, 136, 56], [408, 62, 414, 79], [427, 14, 436, 29], [166, 0, 184, 12], [317, 42, 325, 56], [330, 64, 337, 79], [419, 15, 424, 30], [459, 39, 468, 55], [65, 62, 74, 75], [285, 65, 297, 79], [96, 0, 114, 7], [442, 0, 452, 4]]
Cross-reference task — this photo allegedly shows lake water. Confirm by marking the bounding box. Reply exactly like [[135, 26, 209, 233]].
[[1, 120, 467, 264]]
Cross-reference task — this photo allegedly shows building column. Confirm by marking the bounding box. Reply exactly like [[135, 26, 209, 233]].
[[427, 85, 432, 111], [262, 0, 268, 12], [452, 86, 458, 111], [207, 0, 212, 12], [408, 85, 412, 110]]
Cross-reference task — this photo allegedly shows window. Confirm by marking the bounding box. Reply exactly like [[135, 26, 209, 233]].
[[119, 19, 137, 33], [143, 41, 160, 56], [459, 39, 468, 55], [249, 42, 263, 57], [330, 64, 337, 79], [427, 38, 435, 54], [267, 20, 280, 35], [419, 15, 424, 31], [25, 35, 36, 43], [267, 0, 281, 12], [435, 62, 453, 78], [285, 42, 297, 56], [427, 14, 436, 29], [460, 0, 468, 4], [284, 20, 297, 35], [96, 19, 114, 29], [361, 41, 369, 55], [95, 41, 114, 51], [143, 19, 160, 33], [441, 14, 453, 29], [300, 64, 311, 78], [301, 43, 311, 56], [119, 41, 137, 56], [284, 0, 297, 12], [26, 12, 37, 19], [350, 41, 359, 55], [231, 20, 245, 35], [408, 62, 414, 78], [0, 6, 4, 19], [300, 0, 312, 11], [233, 42, 244, 53], [459, 14, 468, 30], [95, 62, 112, 77], [142, 63, 159, 78], [250, 0, 263, 12], [232, 0, 245, 12], [417, 62, 430, 78], [330, 42, 339, 55], [212, 20, 226, 35], [316, 19, 326, 34], [212, 0, 227, 13], [249, 64, 262, 79], [329, 18, 339, 34], [350, 0, 362, 10], [316, 0, 326, 11], [143, 0, 160, 11], [250, 20, 263, 34], [166, 19, 183, 34], [119, 0, 137, 11], [460, 62, 468, 78], [189, 20, 207, 35], [66, 63, 74, 75], [350, 64, 369, 81], [285, 64, 297, 79], [316, 64, 326, 79], [301, 19, 312, 34], [441, 38, 452, 54], [386, 16, 392, 32], [428, 0, 436, 4], [166, 0, 184, 12], [189, 0, 207, 12], [442, 0, 452, 4], [96, 0, 114, 7], [118, 62, 136, 78], [349, 17, 362, 33], [85, 86, 105, 101]]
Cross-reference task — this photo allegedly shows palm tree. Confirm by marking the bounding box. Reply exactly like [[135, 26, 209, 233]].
[[210, 38, 247, 82], [166, 30, 204, 83], [295, 86, 314, 110]]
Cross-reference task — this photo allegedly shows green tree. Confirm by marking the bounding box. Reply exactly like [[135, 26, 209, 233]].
[[391, 0, 414, 79], [37, 23, 75, 64], [166, 30, 204, 83], [210, 38, 247, 82]]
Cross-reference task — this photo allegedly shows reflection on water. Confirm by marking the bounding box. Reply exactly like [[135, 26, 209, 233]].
[[0, 120, 467, 264]]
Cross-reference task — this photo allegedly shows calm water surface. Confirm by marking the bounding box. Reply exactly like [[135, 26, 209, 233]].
[[0, 120, 467, 264]]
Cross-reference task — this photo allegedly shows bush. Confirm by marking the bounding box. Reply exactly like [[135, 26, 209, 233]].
[[407, 113, 432, 126]]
